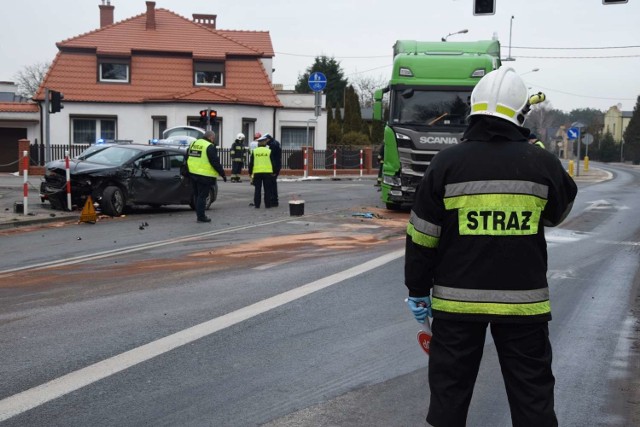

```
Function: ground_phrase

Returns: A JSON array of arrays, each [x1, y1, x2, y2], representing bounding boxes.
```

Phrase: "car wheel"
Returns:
[[190, 183, 218, 210], [204, 187, 215, 210], [101, 186, 126, 216]]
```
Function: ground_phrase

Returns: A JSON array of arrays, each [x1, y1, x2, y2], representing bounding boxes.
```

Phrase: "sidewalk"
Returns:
[[0, 173, 78, 230], [0, 166, 613, 231]]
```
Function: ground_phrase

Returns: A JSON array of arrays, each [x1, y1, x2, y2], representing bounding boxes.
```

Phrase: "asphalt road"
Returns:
[[0, 165, 638, 426]]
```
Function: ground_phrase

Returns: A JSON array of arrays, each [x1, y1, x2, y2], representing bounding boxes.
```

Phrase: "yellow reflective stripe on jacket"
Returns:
[[407, 211, 440, 248], [443, 181, 548, 236], [187, 139, 219, 177], [432, 298, 551, 316], [432, 285, 551, 316], [407, 223, 439, 248], [252, 146, 273, 173]]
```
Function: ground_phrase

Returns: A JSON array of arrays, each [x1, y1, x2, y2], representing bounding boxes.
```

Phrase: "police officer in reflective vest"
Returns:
[[405, 67, 577, 427], [529, 132, 546, 149], [187, 130, 226, 223], [248, 137, 275, 209]]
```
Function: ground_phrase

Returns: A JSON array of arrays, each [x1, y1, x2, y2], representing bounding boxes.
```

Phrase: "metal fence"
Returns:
[[30, 141, 379, 170]]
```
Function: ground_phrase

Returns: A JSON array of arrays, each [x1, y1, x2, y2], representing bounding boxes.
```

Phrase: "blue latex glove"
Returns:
[[406, 296, 432, 324]]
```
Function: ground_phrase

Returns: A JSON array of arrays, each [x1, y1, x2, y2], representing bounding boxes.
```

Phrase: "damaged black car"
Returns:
[[40, 144, 217, 216]]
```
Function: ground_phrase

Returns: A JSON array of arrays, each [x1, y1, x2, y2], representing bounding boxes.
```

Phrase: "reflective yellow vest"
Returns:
[[187, 139, 219, 177], [252, 146, 273, 174]]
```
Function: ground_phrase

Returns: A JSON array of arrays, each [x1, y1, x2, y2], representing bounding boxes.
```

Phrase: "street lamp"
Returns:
[[504, 16, 515, 61], [441, 29, 468, 42]]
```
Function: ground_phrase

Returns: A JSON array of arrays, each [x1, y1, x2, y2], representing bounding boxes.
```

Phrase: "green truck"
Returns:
[[373, 39, 501, 209]]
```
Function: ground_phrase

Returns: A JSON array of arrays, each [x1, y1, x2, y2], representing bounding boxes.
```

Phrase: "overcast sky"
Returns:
[[1, 0, 638, 113]]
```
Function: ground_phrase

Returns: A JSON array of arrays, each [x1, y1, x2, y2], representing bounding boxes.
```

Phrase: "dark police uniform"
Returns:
[[405, 116, 577, 427]]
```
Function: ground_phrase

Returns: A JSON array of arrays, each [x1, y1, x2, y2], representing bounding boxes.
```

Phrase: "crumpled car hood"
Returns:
[[46, 159, 119, 175]]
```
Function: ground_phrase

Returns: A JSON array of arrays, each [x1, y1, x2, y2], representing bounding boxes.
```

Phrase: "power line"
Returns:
[[507, 45, 640, 50], [275, 51, 388, 59], [514, 54, 640, 59], [527, 83, 637, 101]]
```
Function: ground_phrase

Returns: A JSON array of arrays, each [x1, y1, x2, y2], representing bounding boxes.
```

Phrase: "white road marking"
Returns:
[[0, 249, 405, 422]]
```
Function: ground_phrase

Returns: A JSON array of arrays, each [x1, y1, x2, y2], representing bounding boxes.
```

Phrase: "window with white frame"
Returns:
[[99, 59, 130, 83], [72, 117, 117, 144], [194, 62, 224, 86], [281, 127, 314, 149]]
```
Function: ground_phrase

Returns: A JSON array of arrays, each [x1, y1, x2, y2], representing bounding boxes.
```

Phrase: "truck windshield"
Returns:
[[391, 90, 471, 127]]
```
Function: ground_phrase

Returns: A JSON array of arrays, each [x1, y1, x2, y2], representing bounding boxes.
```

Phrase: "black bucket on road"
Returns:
[[289, 200, 304, 216]]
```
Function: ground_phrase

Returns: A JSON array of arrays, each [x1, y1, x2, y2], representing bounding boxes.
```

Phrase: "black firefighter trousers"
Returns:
[[427, 319, 557, 427]]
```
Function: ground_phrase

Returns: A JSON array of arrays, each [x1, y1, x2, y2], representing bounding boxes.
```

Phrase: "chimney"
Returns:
[[99, 0, 114, 28], [146, 1, 156, 30], [192, 14, 217, 29]]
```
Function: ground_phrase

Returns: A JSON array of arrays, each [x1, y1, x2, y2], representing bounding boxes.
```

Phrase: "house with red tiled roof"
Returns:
[[0, 82, 40, 172], [28, 1, 326, 163]]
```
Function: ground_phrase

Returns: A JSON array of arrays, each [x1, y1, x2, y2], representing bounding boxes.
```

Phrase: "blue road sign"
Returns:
[[308, 72, 327, 92], [567, 127, 580, 140]]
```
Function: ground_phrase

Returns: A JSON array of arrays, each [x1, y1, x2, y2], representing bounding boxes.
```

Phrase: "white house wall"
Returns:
[[44, 92, 326, 150], [46, 103, 276, 149]]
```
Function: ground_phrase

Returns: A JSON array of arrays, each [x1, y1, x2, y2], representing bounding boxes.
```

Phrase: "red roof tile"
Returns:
[[0, 102, 39, 113], [218, 30, 275, 57], [34, 6, 281, 108], [57, 9, 262, 58]]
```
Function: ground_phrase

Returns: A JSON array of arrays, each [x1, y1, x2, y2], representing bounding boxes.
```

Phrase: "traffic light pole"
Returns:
[[44, 88, 51, 163]]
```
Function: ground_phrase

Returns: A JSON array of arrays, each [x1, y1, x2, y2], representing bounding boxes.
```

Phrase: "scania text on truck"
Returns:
[[372, 39, 501, 209]]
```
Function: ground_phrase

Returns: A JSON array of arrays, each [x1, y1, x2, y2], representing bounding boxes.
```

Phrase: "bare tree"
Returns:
[[349, 74, 388, 107], [14, 62, 50, 99]]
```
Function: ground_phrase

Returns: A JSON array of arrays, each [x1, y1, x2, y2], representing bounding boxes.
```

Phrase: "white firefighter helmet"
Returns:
[[469, 66, 529, 126], [236, 133, 245, 141]]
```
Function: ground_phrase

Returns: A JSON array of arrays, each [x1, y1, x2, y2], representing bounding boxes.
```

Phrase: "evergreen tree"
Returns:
[[294, 56, 348, 107], [334, 103, 343, 126], [599, 131, 618, 162], [623, 95, 640, 164], [343, 85, 363, 134], [360, 121, 371, 143]]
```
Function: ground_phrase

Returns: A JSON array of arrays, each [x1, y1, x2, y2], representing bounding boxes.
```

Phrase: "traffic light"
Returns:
[[198, 109, 217, 128], [50, 90, 64, 114], [473, 0, 495, 15], [602, 0, 627, 4]]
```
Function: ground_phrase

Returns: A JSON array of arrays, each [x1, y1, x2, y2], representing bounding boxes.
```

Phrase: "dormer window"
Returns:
[[194, 62, 224, 86], [98, 58, 130, 83]]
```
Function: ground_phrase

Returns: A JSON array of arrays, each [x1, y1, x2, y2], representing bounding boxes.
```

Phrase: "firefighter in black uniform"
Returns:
[[404, 66, 577, 427], [230, 133, 246, 182]]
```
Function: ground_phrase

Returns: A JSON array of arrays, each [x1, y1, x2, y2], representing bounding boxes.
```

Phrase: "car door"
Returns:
[[129, 151, 185, 205]]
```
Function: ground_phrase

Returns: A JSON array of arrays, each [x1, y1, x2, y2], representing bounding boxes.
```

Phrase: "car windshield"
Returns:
[[391, 89, 471, 127], [76, 145, 110, 160], [163, 127, 204, 139], [85, 146, 141, 166]]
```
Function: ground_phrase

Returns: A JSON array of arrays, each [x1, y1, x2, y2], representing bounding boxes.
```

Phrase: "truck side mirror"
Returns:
[[373, 89, 384, 121]]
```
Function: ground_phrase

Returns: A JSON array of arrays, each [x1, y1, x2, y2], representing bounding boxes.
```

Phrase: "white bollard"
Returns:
[[22, 151, 28, 216], [65, 150, 72, 211]]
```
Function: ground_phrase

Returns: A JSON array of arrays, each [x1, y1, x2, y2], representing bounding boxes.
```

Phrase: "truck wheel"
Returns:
[[101, 186, 125, 216], [386, 202, 402, 211]]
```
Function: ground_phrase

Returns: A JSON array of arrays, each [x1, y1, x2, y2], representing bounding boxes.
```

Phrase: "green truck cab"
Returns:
[[373, 39, 501, 210]]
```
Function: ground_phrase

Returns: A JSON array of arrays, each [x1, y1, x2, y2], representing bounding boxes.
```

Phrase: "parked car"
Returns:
[[40, 144, 217, 216], [150, 125, 205, 147]]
